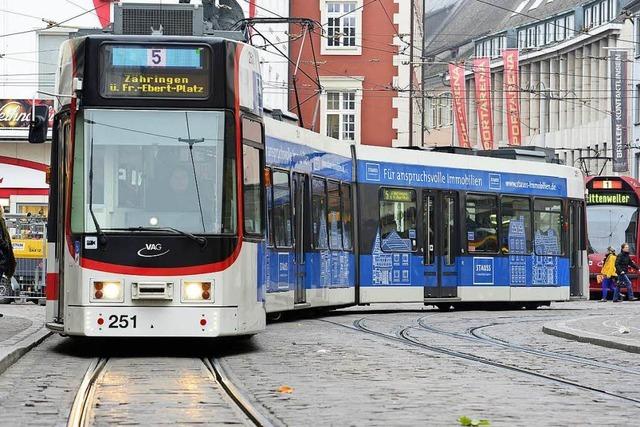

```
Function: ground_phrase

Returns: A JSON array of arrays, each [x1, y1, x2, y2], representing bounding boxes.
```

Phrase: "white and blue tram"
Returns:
[[261, 119, 587, 313], [29, 33, 587, 337]]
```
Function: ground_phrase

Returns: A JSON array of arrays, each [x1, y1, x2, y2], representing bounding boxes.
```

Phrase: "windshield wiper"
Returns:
[[88, 137, 107, 246], [104, 226, 207, 248], [179, 111, 207, 233]]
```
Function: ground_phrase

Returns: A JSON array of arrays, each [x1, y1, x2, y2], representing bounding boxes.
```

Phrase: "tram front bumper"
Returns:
[[62, 305, 246, 337]]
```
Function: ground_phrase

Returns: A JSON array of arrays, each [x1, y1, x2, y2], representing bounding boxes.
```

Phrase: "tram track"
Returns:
[[416, 316, 640, 376], [67, 356, 276, 427], [67, 357, 109, 427], [319, 317, 640, 405], [202, 357, 277, 427]]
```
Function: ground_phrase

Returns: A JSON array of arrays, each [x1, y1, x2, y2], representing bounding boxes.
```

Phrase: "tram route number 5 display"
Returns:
[[108, 314, 138, 328]]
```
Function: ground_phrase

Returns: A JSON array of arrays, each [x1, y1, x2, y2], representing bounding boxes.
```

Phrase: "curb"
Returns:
[[542, 321, 640, 354], [0, 327, 52, 376]]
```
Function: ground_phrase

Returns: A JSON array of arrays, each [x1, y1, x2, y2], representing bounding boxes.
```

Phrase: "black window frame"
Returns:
[[340, 182, 354, 252], [327, 179, 343, 251], [264, 166, 274, 248], [378, 186, 418, 253], [464, 192, 500, 254], [532, 197, 565, 256], [499, 195, 533, 255], [311, 176, 329, 250], [271, 168, 294, 250], [241, 115, 265, 240]]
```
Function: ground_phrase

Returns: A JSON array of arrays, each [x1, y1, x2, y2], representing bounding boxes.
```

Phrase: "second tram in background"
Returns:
[[586, 176, 640, 298]]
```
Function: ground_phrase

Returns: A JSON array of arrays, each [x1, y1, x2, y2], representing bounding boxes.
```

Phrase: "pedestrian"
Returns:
[[599, 246, 618, 301], [0, 209, 15, 281], [614, 242, 638, 302]]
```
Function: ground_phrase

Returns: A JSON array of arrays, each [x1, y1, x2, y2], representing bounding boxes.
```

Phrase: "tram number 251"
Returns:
[[108, 315, 137, 329]]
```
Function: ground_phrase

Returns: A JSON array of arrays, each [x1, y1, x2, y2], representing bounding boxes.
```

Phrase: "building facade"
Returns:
[[288, 0, 423, 147], [425, 0, 636, 177]]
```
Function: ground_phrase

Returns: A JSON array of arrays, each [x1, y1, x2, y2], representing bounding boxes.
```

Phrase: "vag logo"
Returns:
[[137, 243, 170, 258]]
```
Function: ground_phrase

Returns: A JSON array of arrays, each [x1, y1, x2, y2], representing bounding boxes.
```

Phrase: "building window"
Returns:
[[322, 1, 362, 54], [326, 90, 356, 141], [584, 0, 615, 30], [518, 30, 526, 49], [636, 17, 640, 57], [636, 85, 640, 124]]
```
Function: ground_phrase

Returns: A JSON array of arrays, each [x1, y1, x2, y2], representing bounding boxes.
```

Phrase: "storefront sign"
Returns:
[[0, 99, 53, 129], [473, 57, 494, 150], [101, 45, 210, 98], [610, 50, 628, 172], [502, 49, 522, 146], [449, 63, 471, 148]]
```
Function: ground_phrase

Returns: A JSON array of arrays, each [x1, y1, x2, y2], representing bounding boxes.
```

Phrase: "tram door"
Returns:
[[423, 191, 459, 299], [568, 200, 585, 298], [54, 117, 71, 323], [292, 173, 308, 304]]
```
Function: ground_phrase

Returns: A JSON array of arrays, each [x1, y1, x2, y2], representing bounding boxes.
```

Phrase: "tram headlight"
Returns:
[[181, 281, 213, 302], [91, 280, 123, 302]]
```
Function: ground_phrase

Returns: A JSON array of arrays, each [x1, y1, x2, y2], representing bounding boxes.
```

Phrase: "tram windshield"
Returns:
[[83, 109, 235, 234], [586, 205, 638, 254]]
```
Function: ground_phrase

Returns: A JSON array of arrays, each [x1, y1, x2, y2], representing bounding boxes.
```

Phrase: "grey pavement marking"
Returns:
[[0, 304, 51, 375]]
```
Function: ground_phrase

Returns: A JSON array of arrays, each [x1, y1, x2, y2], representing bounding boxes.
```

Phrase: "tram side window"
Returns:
[[341, 183, 353, 250], [242, 117, 264, 236], [379, 188, 417, 252], [327, 180, 343, 250], [265, 167, 274, 247], [500, 197, 532, 254], [466, 194, 498, 253], [312, 178, 329, 249], [243, 145, 262, 236], [533, 199, 563, 255], [272, 171, 293, 247]]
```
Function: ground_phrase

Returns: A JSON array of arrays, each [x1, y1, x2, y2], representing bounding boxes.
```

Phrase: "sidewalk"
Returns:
[[0, 304, 50, 375], [543, 313, 640, 354]]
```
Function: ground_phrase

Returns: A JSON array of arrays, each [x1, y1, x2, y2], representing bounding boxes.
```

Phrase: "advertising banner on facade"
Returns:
[[502, 49, 522, 146], [610, 50, 628, 172], [448, 63, 471, 148], [0, 99, 53, 129], [473, 57, 494, 150]]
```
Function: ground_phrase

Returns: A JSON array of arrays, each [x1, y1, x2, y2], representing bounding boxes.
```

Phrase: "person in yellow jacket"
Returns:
[[600, 246, 617, 302]]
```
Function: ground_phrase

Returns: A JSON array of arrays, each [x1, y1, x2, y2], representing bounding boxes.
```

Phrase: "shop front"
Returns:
[[0, 99, 52, 215]]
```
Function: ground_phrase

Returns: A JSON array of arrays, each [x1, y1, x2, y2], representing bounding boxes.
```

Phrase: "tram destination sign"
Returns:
[[100, 44, 210, 99], [587, 192, 636, 206]]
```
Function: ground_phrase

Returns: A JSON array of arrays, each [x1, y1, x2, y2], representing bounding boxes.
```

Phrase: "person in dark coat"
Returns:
[[614, 243, 638, 302], [0, 210, 16, 280]]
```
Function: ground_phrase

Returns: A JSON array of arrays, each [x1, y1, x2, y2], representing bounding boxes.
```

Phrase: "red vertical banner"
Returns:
[[473, 58, 494, 150], [92, 0, 112, 29], [448, 63, 471, 148], [502, 49, 521, 146]]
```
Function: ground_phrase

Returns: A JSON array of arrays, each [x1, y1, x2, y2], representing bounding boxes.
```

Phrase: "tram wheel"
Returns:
[[436, 304, 453, 312], [524, 303, 539, 310]]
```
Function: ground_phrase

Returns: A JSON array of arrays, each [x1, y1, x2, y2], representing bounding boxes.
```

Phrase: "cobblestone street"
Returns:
[[0, 301, 639, 426]]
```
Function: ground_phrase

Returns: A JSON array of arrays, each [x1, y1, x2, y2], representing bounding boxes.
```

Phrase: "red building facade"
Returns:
[[288, 0, 422, 147]]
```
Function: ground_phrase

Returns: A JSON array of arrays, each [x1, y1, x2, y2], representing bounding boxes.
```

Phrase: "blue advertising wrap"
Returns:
[[358, 160, 567, 197], [266, 136, 353, 182]]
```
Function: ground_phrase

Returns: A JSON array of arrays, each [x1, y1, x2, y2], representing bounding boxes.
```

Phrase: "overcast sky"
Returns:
[[0, 0, 289, 109]]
